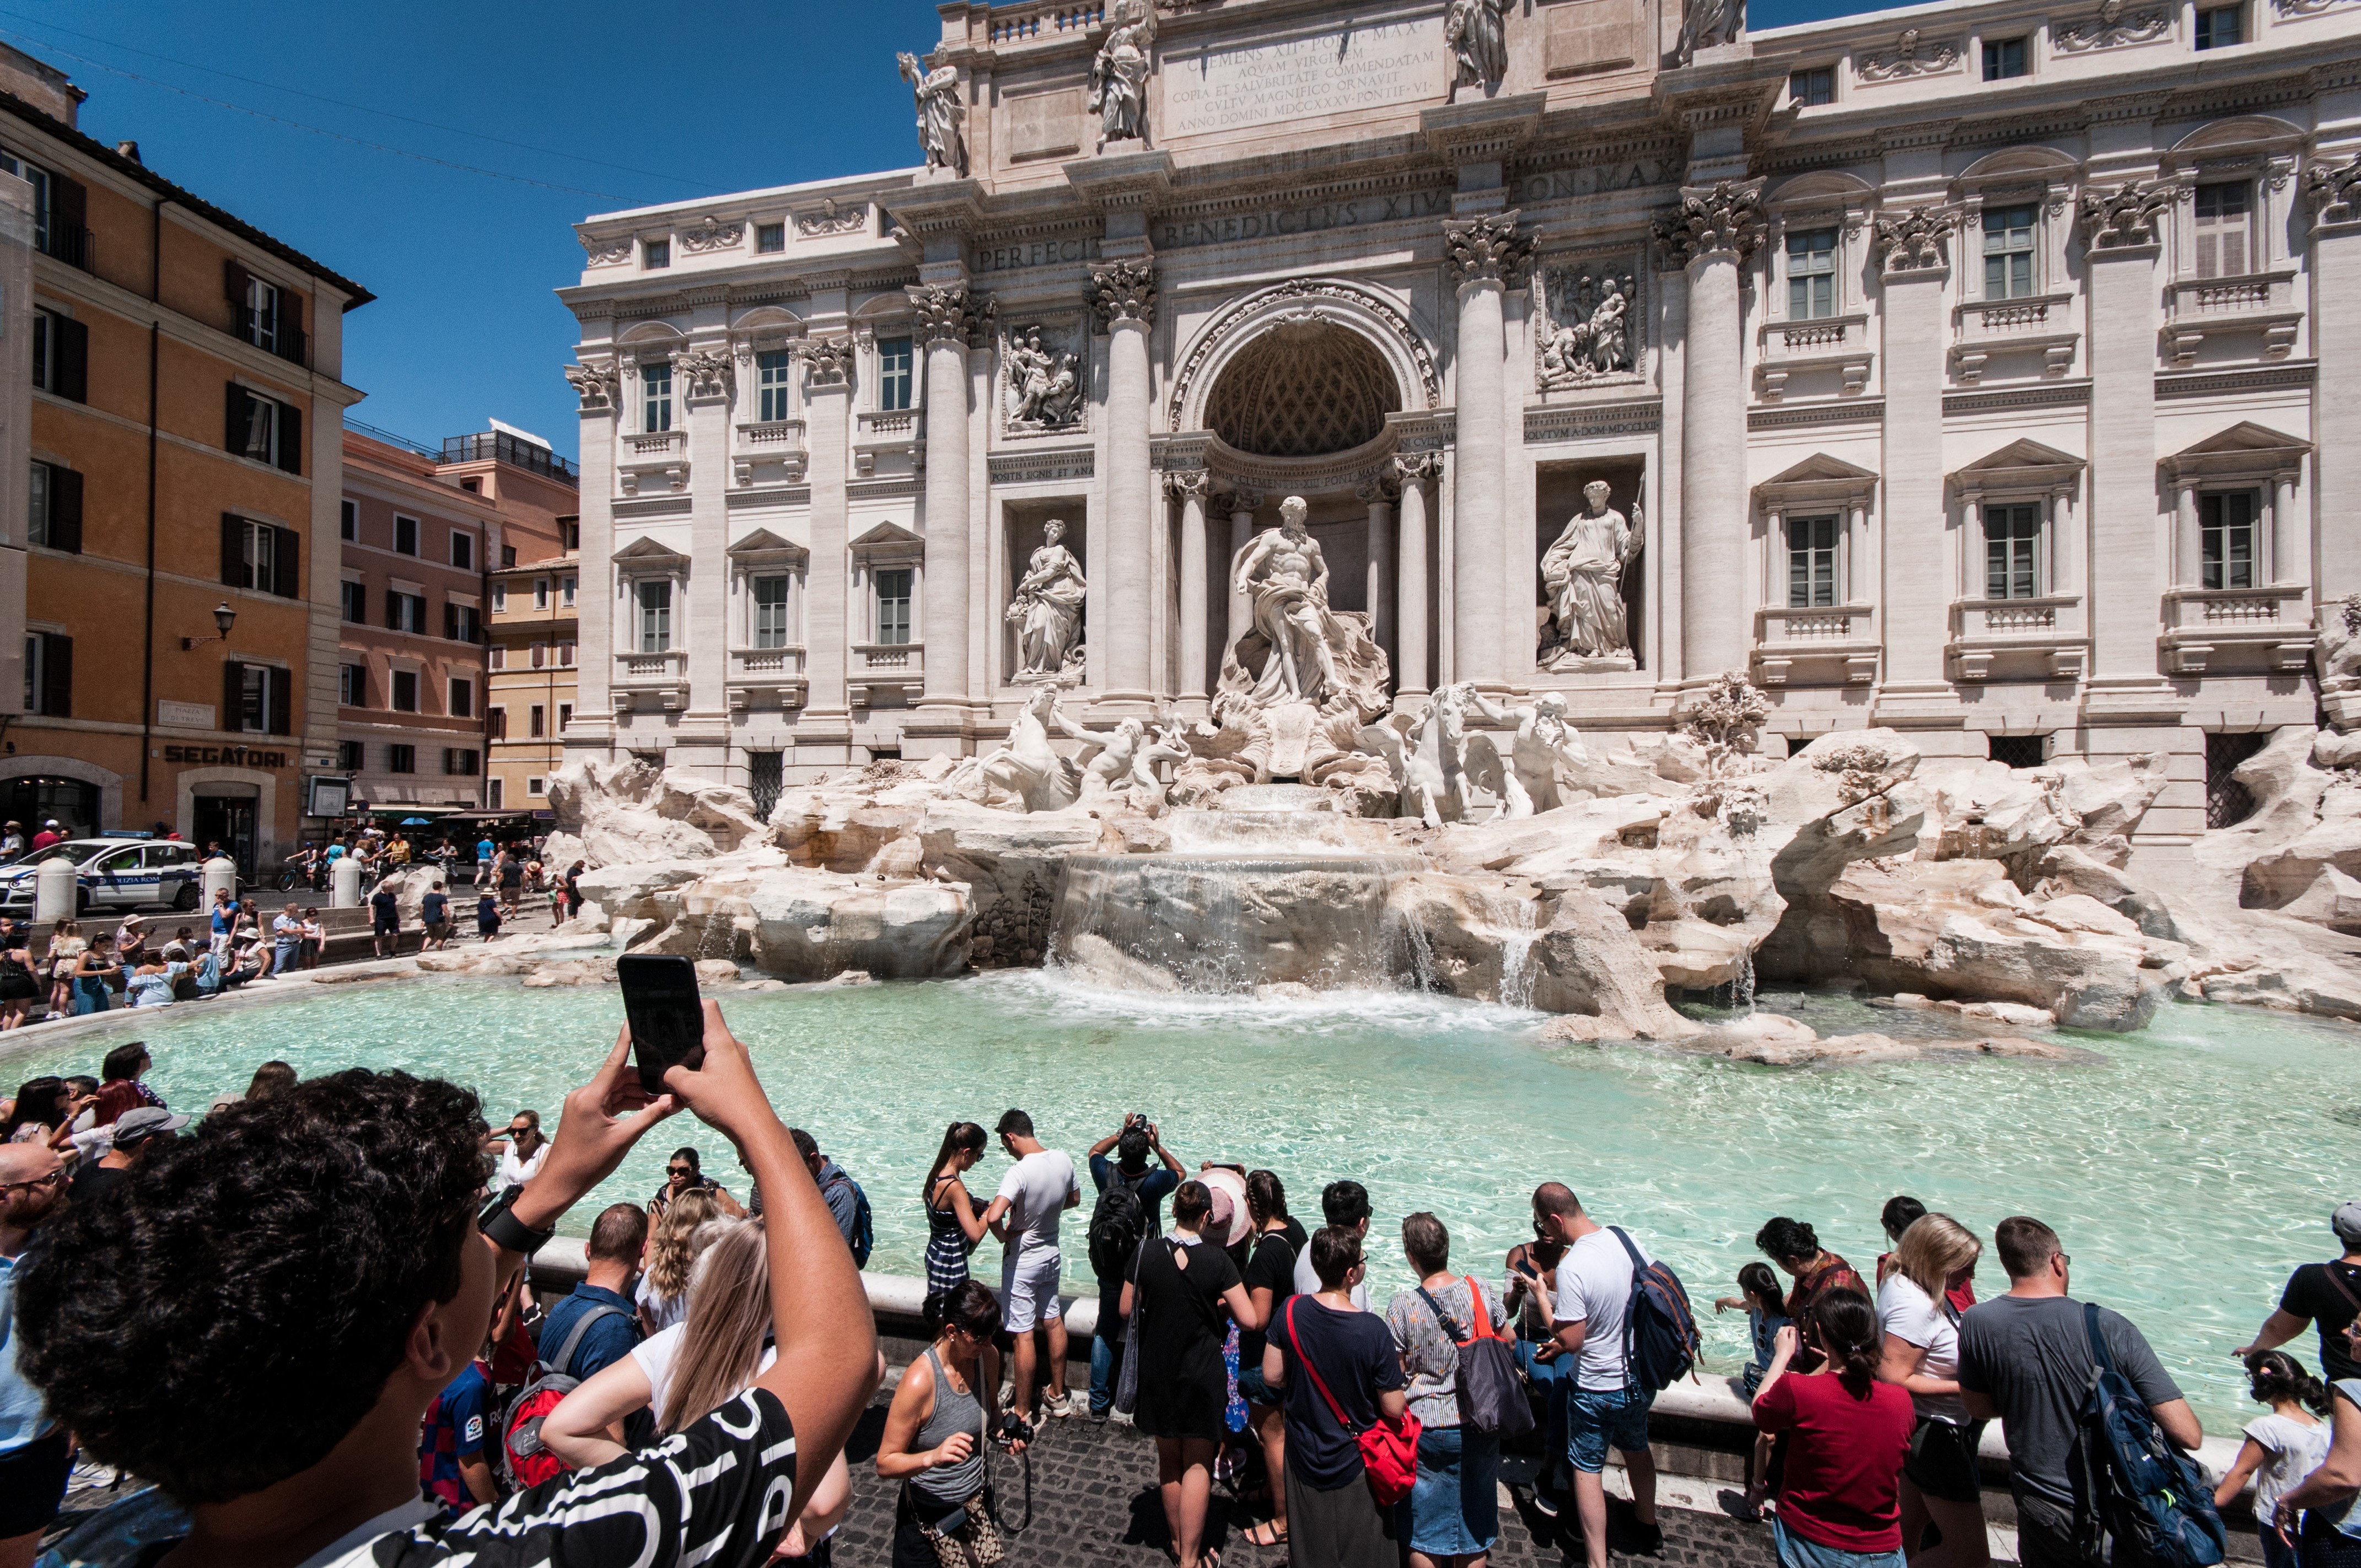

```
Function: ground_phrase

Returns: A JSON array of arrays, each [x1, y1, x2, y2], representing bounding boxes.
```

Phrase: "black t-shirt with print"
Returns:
[[2282, 1260, 2361, 1381]]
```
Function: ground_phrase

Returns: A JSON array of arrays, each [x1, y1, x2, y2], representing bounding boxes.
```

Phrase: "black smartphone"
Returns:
[[617, 953, 706, 1085]]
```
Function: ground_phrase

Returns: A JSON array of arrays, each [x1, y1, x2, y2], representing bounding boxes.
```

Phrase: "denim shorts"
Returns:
[[1773, 1515, 1905, 1568], [1565, 1383, 1654, 1473], [1236, 1361, 1278, 1407]]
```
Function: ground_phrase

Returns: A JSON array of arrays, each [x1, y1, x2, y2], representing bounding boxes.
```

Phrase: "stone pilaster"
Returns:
[[909, 282, 988, 709], [801, 340, 854, 720], [1444, 213, 1529, 688], [676, 348, 734, 732], [1392, 453, 1439, 699], [1654, 180, 1763, 684], [1091, 260, 1157, 704], [1168, 471, 1211, 706], [2077, 181, 2174, 705], [566, 361, 619, 750], [2308, 149, 2361, 726], [1357, 477, 1397, 666], [1871, 207, 1956, 701]]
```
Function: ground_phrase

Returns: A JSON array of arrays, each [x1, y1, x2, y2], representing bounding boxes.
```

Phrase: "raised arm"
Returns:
[[660, 1003, 883, 1528], [2235, 1308, 2311, 1360]]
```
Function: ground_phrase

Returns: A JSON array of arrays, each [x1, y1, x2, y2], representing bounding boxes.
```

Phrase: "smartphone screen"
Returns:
[[617, 954, 706, 1084]]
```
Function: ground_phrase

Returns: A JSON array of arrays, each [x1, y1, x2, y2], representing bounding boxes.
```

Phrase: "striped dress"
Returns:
[[924, 1176, 976, 1299]]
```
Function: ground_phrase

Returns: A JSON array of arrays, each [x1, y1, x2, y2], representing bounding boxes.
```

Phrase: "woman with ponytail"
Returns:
[[1753, 1292, 1916, 1568], [923, 1122, 991, 1327]]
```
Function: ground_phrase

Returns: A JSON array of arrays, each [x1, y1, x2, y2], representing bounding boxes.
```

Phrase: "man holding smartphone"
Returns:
[[14, 1004, 880, 1568], [980, 1108, 1081, 1427]]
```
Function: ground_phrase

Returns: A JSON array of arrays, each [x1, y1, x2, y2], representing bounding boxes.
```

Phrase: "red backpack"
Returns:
[[498, 1303, 627, 1491]]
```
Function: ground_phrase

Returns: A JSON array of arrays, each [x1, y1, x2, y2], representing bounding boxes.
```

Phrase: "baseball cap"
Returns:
[[2334, 1203, 2361, 1247], [112, 1106, 191, 1147]]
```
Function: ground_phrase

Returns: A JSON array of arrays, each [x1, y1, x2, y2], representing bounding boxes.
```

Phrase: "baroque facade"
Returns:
[[561, 0, 2361, 850]]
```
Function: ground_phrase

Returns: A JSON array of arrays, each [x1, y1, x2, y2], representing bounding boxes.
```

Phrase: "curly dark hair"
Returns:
[[1755, 1216, 1820, 1266], [15, 1068, 490, 1504]]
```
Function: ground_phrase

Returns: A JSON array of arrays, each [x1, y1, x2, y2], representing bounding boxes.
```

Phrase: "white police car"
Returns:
[[0, 838, 208, 915]]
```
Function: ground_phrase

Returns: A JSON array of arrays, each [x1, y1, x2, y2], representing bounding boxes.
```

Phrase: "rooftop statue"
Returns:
[[1090, 0, 1156, 148], [1445, 0, 1509, 91], [896, 51, 967, 176]]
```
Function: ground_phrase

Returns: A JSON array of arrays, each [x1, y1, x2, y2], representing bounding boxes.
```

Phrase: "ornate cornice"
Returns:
[[1443, 213, 1532, 290], [564, 361, 617, 412], [1089, 260, 1158, 329], [1873, 206, 1957, 276], [799, 337, 855, 388], [1652, 180, 1766, 268], [907, 282, 993, 346], [2308, 150, 2361, 226], [2077, 179, 2176, 249]]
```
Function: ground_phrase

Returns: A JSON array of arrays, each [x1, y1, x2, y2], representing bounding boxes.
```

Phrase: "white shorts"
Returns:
[[1000, 1251, 1063, 1333]]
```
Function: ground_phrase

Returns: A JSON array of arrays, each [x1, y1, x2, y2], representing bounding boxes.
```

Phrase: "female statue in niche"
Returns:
[[1089, 2, 1155, 148], [1541, 479, 1643, 666], [1007, 518, 1087, 680]]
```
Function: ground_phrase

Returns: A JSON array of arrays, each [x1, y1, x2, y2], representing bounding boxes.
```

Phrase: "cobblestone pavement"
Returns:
[[827, 1395, 1778, 1568]]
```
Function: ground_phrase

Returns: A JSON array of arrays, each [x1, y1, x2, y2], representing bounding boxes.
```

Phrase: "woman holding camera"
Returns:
[[878, 1278, 1023, 1568]]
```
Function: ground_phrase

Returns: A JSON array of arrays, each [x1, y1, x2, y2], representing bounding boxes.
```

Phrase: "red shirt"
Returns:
[[1876, 1252, 1977, 1314], [1752, 1370, 1914, 1552]]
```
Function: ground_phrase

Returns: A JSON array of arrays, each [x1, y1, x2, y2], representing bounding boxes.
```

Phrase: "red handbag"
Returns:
[[1285, 1296, 1422, 1506]]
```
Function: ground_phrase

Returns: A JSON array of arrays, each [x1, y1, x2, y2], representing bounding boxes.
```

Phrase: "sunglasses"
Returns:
[[3, 1168, 63, 1192], [668, 1166, 694, 1177]]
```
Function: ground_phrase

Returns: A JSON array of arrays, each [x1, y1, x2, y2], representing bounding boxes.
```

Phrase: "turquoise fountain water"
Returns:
[[6, 972, 2352, 1429]]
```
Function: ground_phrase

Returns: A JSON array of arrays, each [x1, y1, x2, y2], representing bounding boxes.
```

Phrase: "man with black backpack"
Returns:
[[1084, 1114, 1184, 1421], [1536, 1182, 1674, 1568], [1960, 1216, 2207, 1568]]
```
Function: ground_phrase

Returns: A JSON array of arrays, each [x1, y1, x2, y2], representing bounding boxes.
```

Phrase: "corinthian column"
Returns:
[[2078, 182, 2175, 699], [909, 282, 986, 709], [1168, 471, 1211, 707], [1654, 181, 1763, 683], [1091, 260, 1157, 704], [1871, 207, 1957, 699], [1357, 477, 1396, 662], [1392, 452, 1439, 700], [1445, 214, 1528, 689]]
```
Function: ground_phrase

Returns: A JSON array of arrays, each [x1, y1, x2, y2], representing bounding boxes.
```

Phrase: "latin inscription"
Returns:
[[1518, 159, 1682, 206], [1164, 19, 1434, 140], [1157, 186, 1452, 250], [972, 234, 1103, 273]]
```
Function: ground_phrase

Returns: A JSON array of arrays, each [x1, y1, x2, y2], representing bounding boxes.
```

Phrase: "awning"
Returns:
[[361, 803, 467, 820]]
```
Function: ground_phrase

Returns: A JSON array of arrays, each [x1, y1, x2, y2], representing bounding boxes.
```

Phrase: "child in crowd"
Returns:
[[1715, 1260, 1791, 1515], [476, 891, 503, 942], [2214, 1350, 2333, 1568]]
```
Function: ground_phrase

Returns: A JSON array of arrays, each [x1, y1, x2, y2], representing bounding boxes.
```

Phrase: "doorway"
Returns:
[[194, 794, 257, 877]]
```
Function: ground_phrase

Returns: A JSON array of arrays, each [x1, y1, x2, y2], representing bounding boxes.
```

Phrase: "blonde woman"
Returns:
[[636, 1188, 720, 1335], [43, 918, 83, 1019], [544, 1221, 858, 1560], [1874, 1213, 1988, 1568]]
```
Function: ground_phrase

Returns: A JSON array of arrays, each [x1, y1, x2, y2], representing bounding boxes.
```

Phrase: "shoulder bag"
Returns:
[[1284, 1295, 1421, 1506], [1415, 1278, 1536, 1438]]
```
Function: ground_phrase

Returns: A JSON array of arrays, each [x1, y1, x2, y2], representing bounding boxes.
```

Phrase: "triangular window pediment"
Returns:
[[2162, 421, 2309, 483], [612, 534, 689, 568]]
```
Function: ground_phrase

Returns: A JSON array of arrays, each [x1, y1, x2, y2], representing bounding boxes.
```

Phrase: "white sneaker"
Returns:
[[1046, 1391, 1079, 1419]]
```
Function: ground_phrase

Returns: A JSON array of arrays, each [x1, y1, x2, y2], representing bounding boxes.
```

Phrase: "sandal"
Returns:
[[1243, 1521, 1288, 1549]]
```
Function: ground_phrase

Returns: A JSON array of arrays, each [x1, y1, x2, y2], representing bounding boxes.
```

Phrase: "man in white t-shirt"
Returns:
[[979, 1107, 1080, 1425], [1537, 1181, 1661, 1568]]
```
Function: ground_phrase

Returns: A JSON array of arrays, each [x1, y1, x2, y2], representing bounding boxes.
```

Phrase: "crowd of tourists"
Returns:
[[3, 1026, 2360, 1568]]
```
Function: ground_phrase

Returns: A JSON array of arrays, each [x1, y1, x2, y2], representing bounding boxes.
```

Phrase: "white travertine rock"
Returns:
[[746, 870, 970, 980], [547, 757, 768, 864]]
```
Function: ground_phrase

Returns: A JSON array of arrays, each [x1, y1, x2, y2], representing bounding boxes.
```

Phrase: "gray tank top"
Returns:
[[910, 1344, 984, 1504]]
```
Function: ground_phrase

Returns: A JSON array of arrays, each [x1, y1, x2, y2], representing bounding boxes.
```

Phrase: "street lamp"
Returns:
[[182, 603, 237, 651]]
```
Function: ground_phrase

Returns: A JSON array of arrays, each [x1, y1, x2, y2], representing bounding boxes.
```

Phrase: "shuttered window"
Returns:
[[222, 661, 291, 735], [220, 515, 300, 598], [31, 309, 86, 401], [2193, 182, 2252, 281], [29, 461, 80, 552], [225, 385, 302, 472], [24, 633, 69, 717]]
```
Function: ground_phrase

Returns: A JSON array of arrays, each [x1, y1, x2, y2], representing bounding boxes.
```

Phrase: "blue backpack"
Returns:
[[2080, 1302, 2225, 1568], [1607, 1226, 1702, 1394], [826, 1171, 874, 1269]]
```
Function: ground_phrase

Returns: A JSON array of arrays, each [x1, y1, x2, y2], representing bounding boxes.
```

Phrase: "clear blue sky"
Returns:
[[16, 0, 1886, 462]]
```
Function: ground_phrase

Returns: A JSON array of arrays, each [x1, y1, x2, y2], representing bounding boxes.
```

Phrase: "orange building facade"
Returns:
[[4, 44, 368, 871]]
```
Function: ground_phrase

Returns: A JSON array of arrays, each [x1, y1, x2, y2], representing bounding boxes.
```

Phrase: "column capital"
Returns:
[[2076, 179, 2177, 251], [1391, 451, 1443, 486], [906, 282, 993, 346], [1355, 476, 1400, 505], [1871, 206, 1959, 281], [1652, 179, 1766, 270], [1444, 212, 1531, 290], [564, 360, 619, 412], [1214, 487, 1263, 514], [1089, 259, 1158, 329], [2307, 150, 2361, 231], [798, 336, 856, 389], [1164, 469, 1211, 501], [670, 348, 734, 403]]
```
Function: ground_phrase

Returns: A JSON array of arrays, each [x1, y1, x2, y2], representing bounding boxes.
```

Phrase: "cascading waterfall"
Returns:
[[1492, 892, 1539, 1010]]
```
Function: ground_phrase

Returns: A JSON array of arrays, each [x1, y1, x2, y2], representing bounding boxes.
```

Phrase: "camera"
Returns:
[[1125, 1112, 1149, 1129], [997, 1410, 1031, 1446]]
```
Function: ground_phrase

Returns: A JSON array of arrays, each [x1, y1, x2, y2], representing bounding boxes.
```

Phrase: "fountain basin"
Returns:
[[1053, 853, 1427, 993]]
